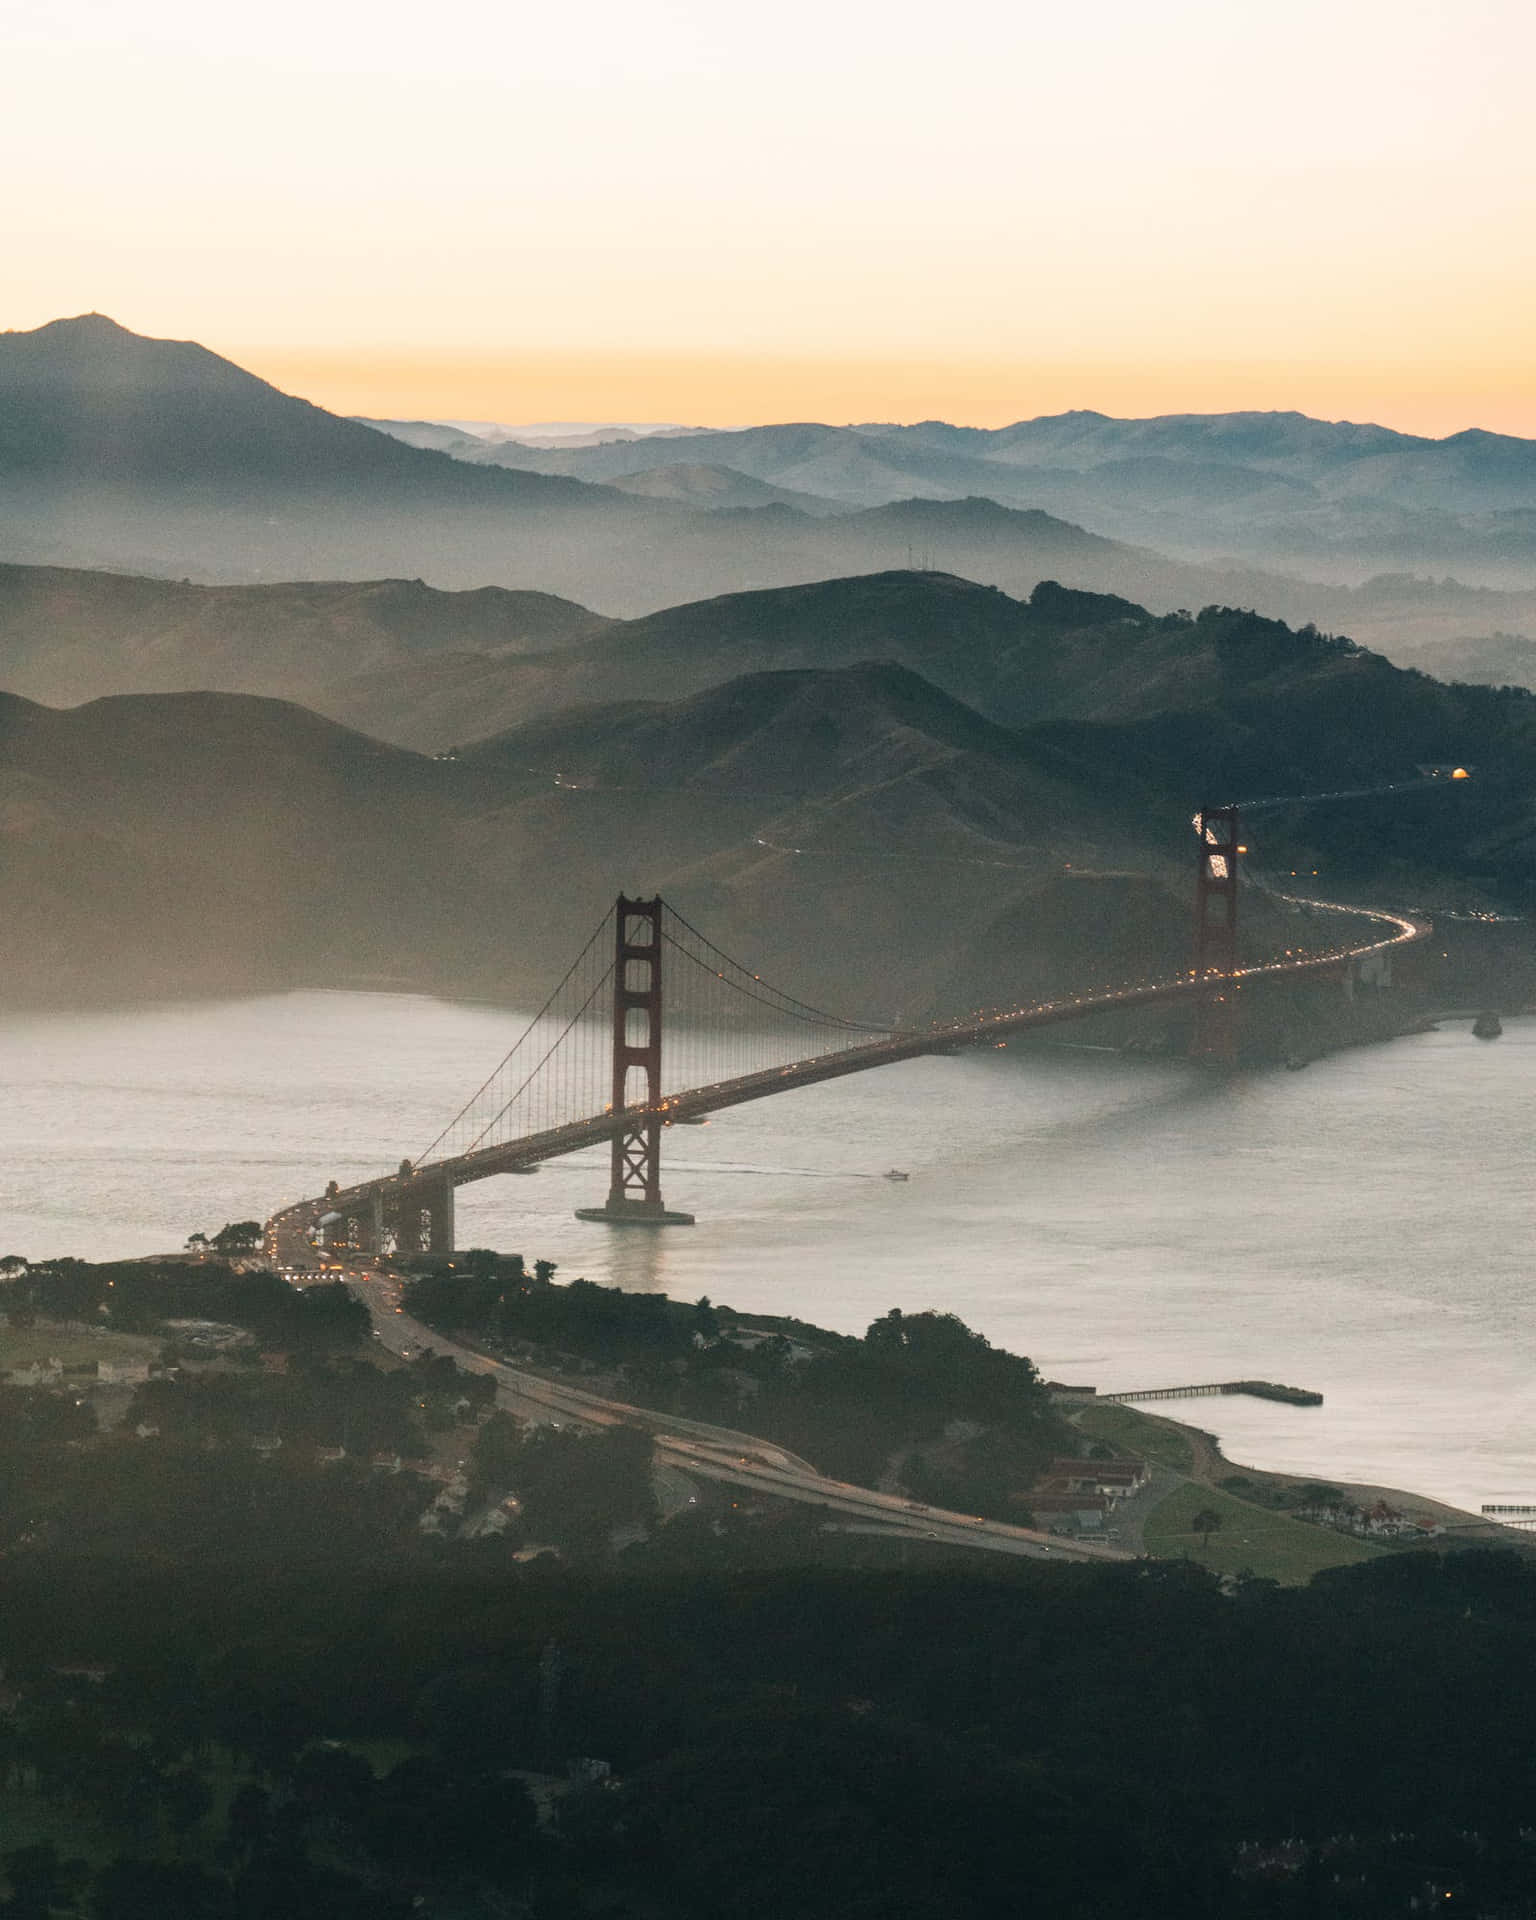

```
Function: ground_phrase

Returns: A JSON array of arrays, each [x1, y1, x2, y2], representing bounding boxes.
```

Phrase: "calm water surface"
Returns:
[[2, 991, 1532, 1514]]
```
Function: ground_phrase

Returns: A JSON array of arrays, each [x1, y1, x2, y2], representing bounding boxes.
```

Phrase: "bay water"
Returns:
[[2, 990, 1531, 1514]]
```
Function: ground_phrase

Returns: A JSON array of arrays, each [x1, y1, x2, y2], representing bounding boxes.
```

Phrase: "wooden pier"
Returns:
[[1102, 1380, 1323, 1408], [1480, 1504, 1536, 1527]]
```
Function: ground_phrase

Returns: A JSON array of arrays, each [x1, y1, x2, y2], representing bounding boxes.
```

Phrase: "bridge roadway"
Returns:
[[261, 894, 1426, 1563], [336, 1261, 1126, 1565], [305, 893, 1428, 1227]]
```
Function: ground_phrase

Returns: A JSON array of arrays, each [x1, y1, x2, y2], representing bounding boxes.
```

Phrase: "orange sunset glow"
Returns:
[[230, 346, 1536, 441], [9, 0, 1536, 435]]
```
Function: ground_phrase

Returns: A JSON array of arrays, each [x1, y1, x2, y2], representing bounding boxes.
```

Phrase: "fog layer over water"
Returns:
[[3, 991, 1531, 1515]]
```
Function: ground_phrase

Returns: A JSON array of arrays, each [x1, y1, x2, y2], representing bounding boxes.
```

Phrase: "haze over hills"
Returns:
[[5, 575, 1532, 1013], [0, 670, 1161, 1011], [400, 406, 1536, 586], [0, 317, 1149, 608], [7, 553, 1536, 754], [0, 313, 680, 589], [11, 313, 1535, 651], [603, 463, 845, 515], [0, 688, 481, 1004], [0, 317, 1146, 606]]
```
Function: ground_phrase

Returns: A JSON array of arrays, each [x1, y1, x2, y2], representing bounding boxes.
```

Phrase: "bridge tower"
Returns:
[[575, 895, 696, 1226], [1191, 805, 1240, 1062]]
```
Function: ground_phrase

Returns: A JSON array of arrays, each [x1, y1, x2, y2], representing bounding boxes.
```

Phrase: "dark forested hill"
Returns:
[[315, 571, 1153, 749], [314, 569, 1536, 805]]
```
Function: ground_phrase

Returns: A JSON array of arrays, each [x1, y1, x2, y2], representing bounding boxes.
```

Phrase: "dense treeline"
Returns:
[[0, 1351, 500, 1565], [123, 1348, 495, 1453], [4, 1550, 1536, 1914], [471, 1414, 656, 1549], [5, 1258, 367, 1348], [405, 1270, 1066, 1503]]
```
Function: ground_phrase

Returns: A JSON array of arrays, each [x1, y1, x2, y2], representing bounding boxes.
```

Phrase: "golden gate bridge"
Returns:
[[282, 807, 1429, 1257]]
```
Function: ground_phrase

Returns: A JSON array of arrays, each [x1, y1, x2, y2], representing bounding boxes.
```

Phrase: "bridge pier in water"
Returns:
[[575, 894, 695, 1226], [307, 875, 1430, 1261], [1190, 803, 1240, 1062]]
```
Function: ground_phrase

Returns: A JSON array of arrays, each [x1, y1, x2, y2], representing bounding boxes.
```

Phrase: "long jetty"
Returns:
[[1102, 1380, 1324, 1408]]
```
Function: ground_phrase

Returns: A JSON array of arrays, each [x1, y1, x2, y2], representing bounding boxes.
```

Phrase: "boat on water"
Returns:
[[1473, 1011, 1504, 1040], [883, 1168, 910, 1182]]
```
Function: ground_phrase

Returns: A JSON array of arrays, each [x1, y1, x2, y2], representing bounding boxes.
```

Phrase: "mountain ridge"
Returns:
[[0, 562, 611, 708], [384, 399, 1536, 584], [7, 581, 1535, 1015]]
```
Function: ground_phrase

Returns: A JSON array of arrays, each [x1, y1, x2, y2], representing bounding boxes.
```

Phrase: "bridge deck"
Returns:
[[317, 900, 1427, 1222]]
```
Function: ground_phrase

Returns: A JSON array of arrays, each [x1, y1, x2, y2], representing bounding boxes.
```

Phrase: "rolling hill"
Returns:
[[0, 564, 611, 708], [0, 667, 1159, 1011], [312, 566, 1535, 774], [8, 573, 1534, 1015], [0, 688, 480, 1003]]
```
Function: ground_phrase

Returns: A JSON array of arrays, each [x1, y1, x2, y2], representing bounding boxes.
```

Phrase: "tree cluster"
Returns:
[[9, 1260, 366, 1348], [3, 1547, 1536, 1916], [469, 1414, 655, 1553], [408, 1269, 1066, 1510]]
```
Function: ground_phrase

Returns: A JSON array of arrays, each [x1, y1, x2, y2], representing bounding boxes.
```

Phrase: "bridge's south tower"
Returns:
[[575, 894, 695, 1226], [1191, 806, 1240, 1061]]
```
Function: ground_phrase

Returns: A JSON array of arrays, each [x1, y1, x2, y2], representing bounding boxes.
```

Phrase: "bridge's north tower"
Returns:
[[1191, 805, 1240, 1061]]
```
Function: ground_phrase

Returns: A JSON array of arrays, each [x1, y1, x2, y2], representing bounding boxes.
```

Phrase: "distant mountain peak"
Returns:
[[19, 310, 137, 338], [10, 311, 167, 351], [1, 310, 264, 392]]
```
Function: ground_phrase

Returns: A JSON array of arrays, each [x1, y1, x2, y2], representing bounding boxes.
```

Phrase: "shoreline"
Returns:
[[1080, 1396, 1525, 1550]]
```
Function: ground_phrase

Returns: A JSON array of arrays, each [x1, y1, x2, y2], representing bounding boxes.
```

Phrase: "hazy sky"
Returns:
[[8, 0, 1535, 431]]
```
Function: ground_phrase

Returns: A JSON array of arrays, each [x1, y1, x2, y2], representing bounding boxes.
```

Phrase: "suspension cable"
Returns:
[[662, 906, 893, 1032], [462, 964, 615, 1154], [414, 907, 612, 1165]]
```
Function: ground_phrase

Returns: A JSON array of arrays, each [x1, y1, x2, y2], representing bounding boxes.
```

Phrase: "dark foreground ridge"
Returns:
[[4, 1250, 1531, 1915]]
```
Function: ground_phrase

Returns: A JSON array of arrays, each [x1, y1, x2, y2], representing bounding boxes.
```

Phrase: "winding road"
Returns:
[[264, 880, 1431, 1565], [323, 1254, 1128, 1565]]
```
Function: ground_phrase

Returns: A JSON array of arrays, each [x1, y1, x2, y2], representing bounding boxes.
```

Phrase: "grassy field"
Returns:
[[0, 1321, 162, 1372], [1144, 1479, 1383, 1585], [1070, 1400, 1196, 1474]]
